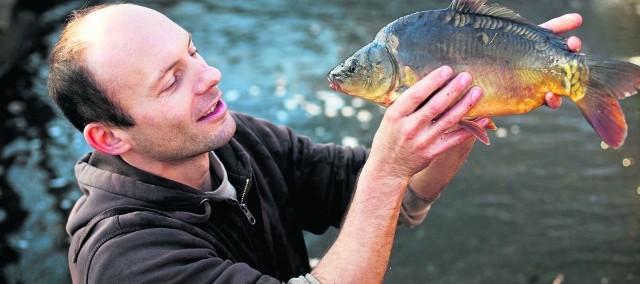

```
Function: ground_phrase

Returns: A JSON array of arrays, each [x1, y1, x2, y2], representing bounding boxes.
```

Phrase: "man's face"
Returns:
[[79, 4, 236, 162]]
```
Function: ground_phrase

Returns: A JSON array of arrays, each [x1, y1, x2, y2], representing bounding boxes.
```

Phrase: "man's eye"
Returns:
[[163, 77, 178, 93], [190, 49, 198, 57]]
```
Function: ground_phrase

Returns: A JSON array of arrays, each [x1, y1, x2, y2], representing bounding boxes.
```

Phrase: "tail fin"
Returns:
[[574, 56, 640, 149]]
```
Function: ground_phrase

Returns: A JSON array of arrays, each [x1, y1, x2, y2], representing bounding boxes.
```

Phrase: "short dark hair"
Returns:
[[47, 3, 135, 132]]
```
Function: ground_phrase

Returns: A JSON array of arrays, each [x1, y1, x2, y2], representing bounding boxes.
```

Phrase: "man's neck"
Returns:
[[120, 152, 212, 191]]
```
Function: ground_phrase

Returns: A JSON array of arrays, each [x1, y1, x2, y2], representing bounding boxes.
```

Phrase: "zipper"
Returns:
[[238, 178, 256, 225]]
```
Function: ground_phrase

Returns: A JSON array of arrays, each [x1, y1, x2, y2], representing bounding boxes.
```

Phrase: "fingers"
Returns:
[[411, 72, 473, 125], [389, 66, 453, 117], [424, 111, 488, 155], [371, 68, 486, 177], [424, 86, 481, 135], [415, 86, 484, 156], [539, 13, 583, 52], [544, 92, 563, 109], [539, 14, 582, 52], [402, 70, 480, 141], [389, 68, 483, 153], [425, 127, 477, 155], [473, 117, 494, 128], [566, 36, 581, 52], [539, 13, 582, 34]]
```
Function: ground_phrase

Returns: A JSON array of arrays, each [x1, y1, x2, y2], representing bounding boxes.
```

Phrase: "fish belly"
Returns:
[[463, 67, 564, 117]]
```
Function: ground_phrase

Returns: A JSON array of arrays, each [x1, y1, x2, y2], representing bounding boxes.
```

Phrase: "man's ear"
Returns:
[[83, 122, 131, 155]]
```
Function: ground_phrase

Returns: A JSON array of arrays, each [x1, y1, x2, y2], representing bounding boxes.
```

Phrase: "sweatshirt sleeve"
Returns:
[[286, 274, 322, 284], [398, 186, 440, 228]]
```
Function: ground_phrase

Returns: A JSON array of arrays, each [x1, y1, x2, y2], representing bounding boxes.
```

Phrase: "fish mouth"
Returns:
[[327, 74, 344, 92]]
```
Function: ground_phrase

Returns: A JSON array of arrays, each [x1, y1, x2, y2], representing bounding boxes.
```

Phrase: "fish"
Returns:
[[327, 0, 640, 148]]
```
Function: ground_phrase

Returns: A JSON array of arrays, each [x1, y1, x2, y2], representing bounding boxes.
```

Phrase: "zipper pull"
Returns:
[[238, 178, 255, 225], [239, 203, 256, 225]]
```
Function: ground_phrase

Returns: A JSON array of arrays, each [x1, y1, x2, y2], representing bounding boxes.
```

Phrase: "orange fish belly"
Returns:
[[462, 66, 567, 118]]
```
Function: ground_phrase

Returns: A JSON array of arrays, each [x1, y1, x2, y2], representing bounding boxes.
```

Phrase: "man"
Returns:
[[47, 3, 582, 283]]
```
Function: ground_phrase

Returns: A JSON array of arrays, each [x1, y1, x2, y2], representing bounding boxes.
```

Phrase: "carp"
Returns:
[[327, 0, 640, 148]]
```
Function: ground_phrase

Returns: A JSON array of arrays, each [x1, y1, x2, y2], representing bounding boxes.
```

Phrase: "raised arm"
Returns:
[[311, 66, 482, 283]]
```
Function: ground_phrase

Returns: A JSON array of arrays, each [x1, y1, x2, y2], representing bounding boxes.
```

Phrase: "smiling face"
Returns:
[[78, 4, 236, 162]]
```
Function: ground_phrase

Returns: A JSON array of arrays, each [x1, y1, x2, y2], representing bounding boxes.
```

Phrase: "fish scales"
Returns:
[[385, 9, 573, 116], [328, 0, 640, 148]]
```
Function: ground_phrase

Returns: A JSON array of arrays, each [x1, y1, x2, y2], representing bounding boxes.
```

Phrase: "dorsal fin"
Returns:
[[448, 0, 534, 25]]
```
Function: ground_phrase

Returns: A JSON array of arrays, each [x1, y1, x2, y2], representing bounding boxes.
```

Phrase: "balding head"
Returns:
[[48, 3, 194, 131], [48, 3, 140, 131], [50, 3, 184, 132], [73, 4, 182, 90]]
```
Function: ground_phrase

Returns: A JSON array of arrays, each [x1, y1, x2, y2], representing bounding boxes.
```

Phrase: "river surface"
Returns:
[[2, 0, 639, 283]]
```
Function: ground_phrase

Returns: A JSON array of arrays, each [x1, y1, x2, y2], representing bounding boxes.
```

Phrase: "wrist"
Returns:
[[359, 160, 411, 194]]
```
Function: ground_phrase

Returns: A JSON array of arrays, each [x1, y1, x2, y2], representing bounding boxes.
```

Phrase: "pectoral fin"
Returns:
[[459, 119, 491, 145]]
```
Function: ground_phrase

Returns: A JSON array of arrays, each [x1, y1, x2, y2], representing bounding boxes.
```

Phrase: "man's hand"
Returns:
[[367, 66, 485, 181]]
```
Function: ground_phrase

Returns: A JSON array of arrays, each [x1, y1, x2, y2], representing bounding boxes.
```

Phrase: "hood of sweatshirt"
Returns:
[[66, 139, 253, 237]]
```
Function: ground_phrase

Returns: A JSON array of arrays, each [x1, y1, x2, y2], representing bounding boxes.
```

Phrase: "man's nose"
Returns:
[[193, 64, 222, 95]]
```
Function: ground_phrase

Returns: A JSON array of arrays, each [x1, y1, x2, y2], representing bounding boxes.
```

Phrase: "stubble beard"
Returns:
[[133, 115, 237, 162]]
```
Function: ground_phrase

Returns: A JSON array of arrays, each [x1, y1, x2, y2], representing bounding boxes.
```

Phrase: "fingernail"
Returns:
[[441, 66, 453, 77], [460, 73, 471, 85], [471, 87, 482, 101]]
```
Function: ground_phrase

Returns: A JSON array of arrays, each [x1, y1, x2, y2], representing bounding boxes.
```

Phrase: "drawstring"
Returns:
[[161, 199, 212, 223]]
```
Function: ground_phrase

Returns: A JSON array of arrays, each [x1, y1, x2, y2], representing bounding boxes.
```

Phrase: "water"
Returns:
[[1, 0, 639, 283]]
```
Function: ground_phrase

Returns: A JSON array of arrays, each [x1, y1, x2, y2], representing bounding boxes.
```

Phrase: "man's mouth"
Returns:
[[198, 99, 226, 122], [202, 102, 219, 118]]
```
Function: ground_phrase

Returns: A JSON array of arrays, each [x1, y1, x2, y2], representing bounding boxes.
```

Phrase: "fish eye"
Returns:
[[348, 60, 357, 73]]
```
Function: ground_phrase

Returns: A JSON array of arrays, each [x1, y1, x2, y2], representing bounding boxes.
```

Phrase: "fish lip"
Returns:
[[327, 75, 343, 92]]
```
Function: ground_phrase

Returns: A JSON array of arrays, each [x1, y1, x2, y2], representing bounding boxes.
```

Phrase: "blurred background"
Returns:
[[0, 0, 639, 283]]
